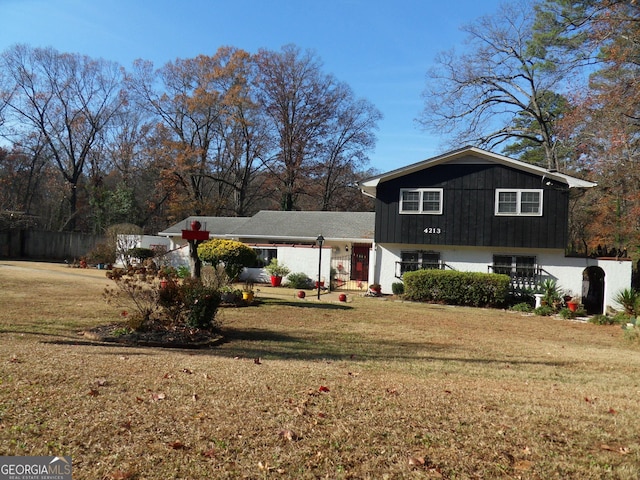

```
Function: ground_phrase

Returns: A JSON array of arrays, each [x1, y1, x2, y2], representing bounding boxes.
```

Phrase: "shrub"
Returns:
[[588, 314, 620, 325], [403, 269, 510, 307], [614, 288, 639, 315], [539, 278, 562, 306], [128, 247, 155, 262], [534, 305, 554, 316], [176, 265, 190, 278], [181, 278, 221, 329], [391, 282, 404, 296], [197, 239, 257, 281], [507, 287, 536, 307], [285, 272, 313, 289], [559, 307, 576, 319], [201, 264, 231, 290], [88, 242, 116, 264], [106, 267, 222, 332], [104, 267, 161, 329], [511, 302, 533, 313]]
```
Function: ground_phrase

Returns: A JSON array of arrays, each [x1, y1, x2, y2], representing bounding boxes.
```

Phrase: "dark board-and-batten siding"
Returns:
[[374, 163, 569, 249]]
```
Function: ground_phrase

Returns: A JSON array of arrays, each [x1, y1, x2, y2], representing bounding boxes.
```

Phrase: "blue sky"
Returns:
[[0, 0, 505, 173]]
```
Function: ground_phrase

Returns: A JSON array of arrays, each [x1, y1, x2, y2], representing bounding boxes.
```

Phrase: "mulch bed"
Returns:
[[83, 323, 224, 349]]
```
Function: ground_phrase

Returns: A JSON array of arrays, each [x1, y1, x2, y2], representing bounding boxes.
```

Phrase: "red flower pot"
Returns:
[[567, 301, 578, 312], [270, 275, 282, 287]]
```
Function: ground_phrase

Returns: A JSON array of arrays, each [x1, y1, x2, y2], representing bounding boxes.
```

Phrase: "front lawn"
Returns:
[[1, 261, 639, 479]]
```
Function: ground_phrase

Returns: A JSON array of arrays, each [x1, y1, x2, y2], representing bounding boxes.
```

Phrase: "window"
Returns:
[[252, 247, 277, 267], [495, 189, 542, 216], [492, 255, 538, 287], [399, 251, 442, 275], [400, 188, 443, 214]]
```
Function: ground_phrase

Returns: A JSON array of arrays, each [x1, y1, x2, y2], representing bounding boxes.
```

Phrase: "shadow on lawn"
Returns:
[[257, 297, 353, 310], [33, 327, 576, 369], [206, 326, 575, 368]]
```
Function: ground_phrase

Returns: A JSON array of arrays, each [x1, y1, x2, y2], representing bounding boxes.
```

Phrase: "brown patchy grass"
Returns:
[[0, 261, 639, 479]]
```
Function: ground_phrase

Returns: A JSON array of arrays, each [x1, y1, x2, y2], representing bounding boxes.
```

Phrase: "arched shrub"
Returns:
[[197, 239, 257, 281]]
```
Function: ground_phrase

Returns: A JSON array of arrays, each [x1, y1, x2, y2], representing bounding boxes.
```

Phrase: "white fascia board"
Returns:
[[358, 147, 597, 191]]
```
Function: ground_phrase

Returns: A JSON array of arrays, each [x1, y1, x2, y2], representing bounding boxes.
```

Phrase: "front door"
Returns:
[[351, 245, 369, 282]]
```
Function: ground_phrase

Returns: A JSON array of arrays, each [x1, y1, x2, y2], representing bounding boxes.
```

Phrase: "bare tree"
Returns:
[[254, 45, 380, 211], [254, 45, 340, 210], [1, 45, 126, 230], [316, 85, 381, 211], [418, 1, 576, 170]]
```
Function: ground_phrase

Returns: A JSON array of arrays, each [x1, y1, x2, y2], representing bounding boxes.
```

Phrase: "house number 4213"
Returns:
[[424, 227, 441, 234]]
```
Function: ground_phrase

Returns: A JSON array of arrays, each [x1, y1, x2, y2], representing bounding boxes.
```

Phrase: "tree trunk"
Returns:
[[189, 240, 202, 279]]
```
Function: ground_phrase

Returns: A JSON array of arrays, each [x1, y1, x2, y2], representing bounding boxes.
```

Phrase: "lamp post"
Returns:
[[316, 234, 324, 300]]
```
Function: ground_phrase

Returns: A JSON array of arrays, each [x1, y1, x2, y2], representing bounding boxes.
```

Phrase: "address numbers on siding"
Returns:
[[424, 227, 442, 234]]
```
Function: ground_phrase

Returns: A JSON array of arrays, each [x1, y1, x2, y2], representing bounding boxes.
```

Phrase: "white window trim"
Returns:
[[495, 189, 543, 216], [399, 188, 443, 215]]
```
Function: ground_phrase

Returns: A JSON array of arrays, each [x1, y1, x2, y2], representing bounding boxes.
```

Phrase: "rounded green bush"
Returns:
[[197, 239, 257, 281]]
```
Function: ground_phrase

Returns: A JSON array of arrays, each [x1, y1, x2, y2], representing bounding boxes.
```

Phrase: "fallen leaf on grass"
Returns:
[[619, 447, 631, 455], [181, 368, 193, 374], [318, 385, 330, 393], [168, 440, 187, 449], [386, 388, 398, 395], [600, 444, 615, 451], [279, 429, 299, 441], [202, 448, 216, 458], [408, 456, 425, 466], [87, 388, 99, 397], [95, 378, 108, 387], [514, 460, 533, 471], [151, 392, 166, 401], [607, 407, 617, 414]]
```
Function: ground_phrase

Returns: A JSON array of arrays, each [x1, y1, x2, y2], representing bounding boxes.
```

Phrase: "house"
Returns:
[[357, 146, 632, 314], [157, 211, 375, 288]]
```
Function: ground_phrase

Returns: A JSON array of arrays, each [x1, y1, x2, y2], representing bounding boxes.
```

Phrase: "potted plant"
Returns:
[[242, 279, 255, 303], [264, 258, 290, 287], [368, 283, 382, 296], [567, 297, 580, 312]]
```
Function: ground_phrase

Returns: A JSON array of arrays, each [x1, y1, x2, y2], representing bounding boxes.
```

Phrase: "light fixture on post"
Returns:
[[316, 234, 325, 300]]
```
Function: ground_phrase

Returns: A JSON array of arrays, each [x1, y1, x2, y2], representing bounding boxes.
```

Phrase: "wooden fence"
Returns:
[[0, 230, 104, 261]]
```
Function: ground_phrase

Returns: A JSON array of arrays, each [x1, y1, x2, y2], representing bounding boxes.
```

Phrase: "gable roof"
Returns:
[[358, 146, 597, 198], [158, 216, 251, 236], [233, 211, 375, 242], [158, 211, 375, 242]]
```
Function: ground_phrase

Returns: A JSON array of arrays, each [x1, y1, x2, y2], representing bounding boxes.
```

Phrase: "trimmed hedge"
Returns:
[[403, 269, 510, 307]]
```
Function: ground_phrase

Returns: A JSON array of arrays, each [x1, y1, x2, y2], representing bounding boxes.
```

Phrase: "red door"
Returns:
[[351, 245, 369, 282]]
